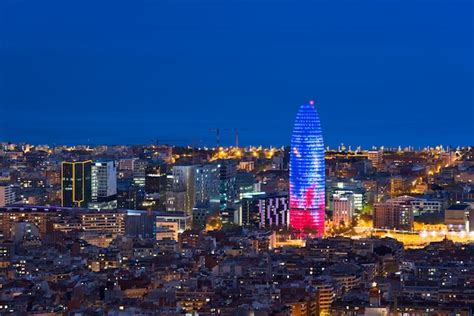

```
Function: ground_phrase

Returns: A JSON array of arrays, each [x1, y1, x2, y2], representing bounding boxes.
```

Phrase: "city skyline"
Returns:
[[1, 0, 473, 314]]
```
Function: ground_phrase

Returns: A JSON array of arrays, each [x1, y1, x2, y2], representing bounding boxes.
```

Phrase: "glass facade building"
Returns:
[[61, 160, 92, 208], [289, 102, 325, 236]]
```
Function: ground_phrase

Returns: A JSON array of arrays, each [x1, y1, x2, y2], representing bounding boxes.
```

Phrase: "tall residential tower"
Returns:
[[289, 101, 325, 236]]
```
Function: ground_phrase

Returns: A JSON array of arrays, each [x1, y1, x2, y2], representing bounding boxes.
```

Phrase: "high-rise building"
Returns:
[[195, 164, 220, 208], [145, 164, 168, 209], [61, 160, 92, 208], [170, 165, 197, 216], [235, 171, 257, 200], [332, 194, 354, 226], [117, 179, 144, 210], [89, 161, 117, 210], [216, 159, 237, 211], [132, 160, 147, 187], [289, 101, 325, 236], [0, 186, 15, 207], [145, 164, 167, 193], [166, 190, 186, 212]]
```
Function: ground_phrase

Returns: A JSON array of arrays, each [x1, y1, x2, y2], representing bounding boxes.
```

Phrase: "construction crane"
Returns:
[[235, 128, 249, 148], [209, 128, 221, 148]]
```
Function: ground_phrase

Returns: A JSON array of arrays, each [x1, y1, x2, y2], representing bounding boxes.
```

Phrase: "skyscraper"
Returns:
[[289, 101, 325, 236], [216, 159, 237, 211], [89, 161, 118, 210], [195, 163, 220, 208], [61, 160, 92, 208], [169, 165, 197, 216]]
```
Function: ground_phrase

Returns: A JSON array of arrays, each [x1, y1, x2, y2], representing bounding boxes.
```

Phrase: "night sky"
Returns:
[[1, 0, 472, 148]]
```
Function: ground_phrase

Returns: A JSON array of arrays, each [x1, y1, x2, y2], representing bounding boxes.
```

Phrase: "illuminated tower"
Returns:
[[61, 160, 92, 208], [289, 100, 325, 236]]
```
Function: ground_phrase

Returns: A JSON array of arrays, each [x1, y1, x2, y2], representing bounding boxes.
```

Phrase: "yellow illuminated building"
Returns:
[[61, 160, 92, 207]]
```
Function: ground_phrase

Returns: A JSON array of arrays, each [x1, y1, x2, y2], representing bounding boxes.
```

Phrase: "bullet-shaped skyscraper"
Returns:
[[289, 101, 325, 236]]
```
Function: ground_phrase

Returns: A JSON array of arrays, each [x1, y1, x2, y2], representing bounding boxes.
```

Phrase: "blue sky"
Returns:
[[0, 0, 472, 147]]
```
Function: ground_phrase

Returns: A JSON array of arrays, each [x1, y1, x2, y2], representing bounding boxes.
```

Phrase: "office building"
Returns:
[[289, 101, 325, 236], [117, 179, 144, 210], [241, 192, 289, 228], [132, 160, 147, 187], [89, 161, 117, 210], [145, 164, 167, 194], [172, 165, 196, 215], [220, 207, 239, 226], [235, 171, 257, 200], [166, 190, 186, 212], [125, 210, 155, 238], [61, 160, 92, 208], [194, 163, 220, 208], [216, 159, 237, 211], [170, 165, 197, 216]]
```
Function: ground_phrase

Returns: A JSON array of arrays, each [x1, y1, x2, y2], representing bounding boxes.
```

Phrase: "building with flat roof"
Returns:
[[374, 198, 414, 231], [241, 192, 289, 228], [332, 194, 355, 226], [0, 205, 126, 239], [61, 160, 92, 208], [89, 161, 117, 210]]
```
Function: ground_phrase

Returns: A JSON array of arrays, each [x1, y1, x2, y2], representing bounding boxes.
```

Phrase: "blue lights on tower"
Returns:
[[289, 101, 325, 236]]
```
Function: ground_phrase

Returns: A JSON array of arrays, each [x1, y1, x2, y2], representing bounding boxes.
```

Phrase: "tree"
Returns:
[[205, 216, 222, 231]]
